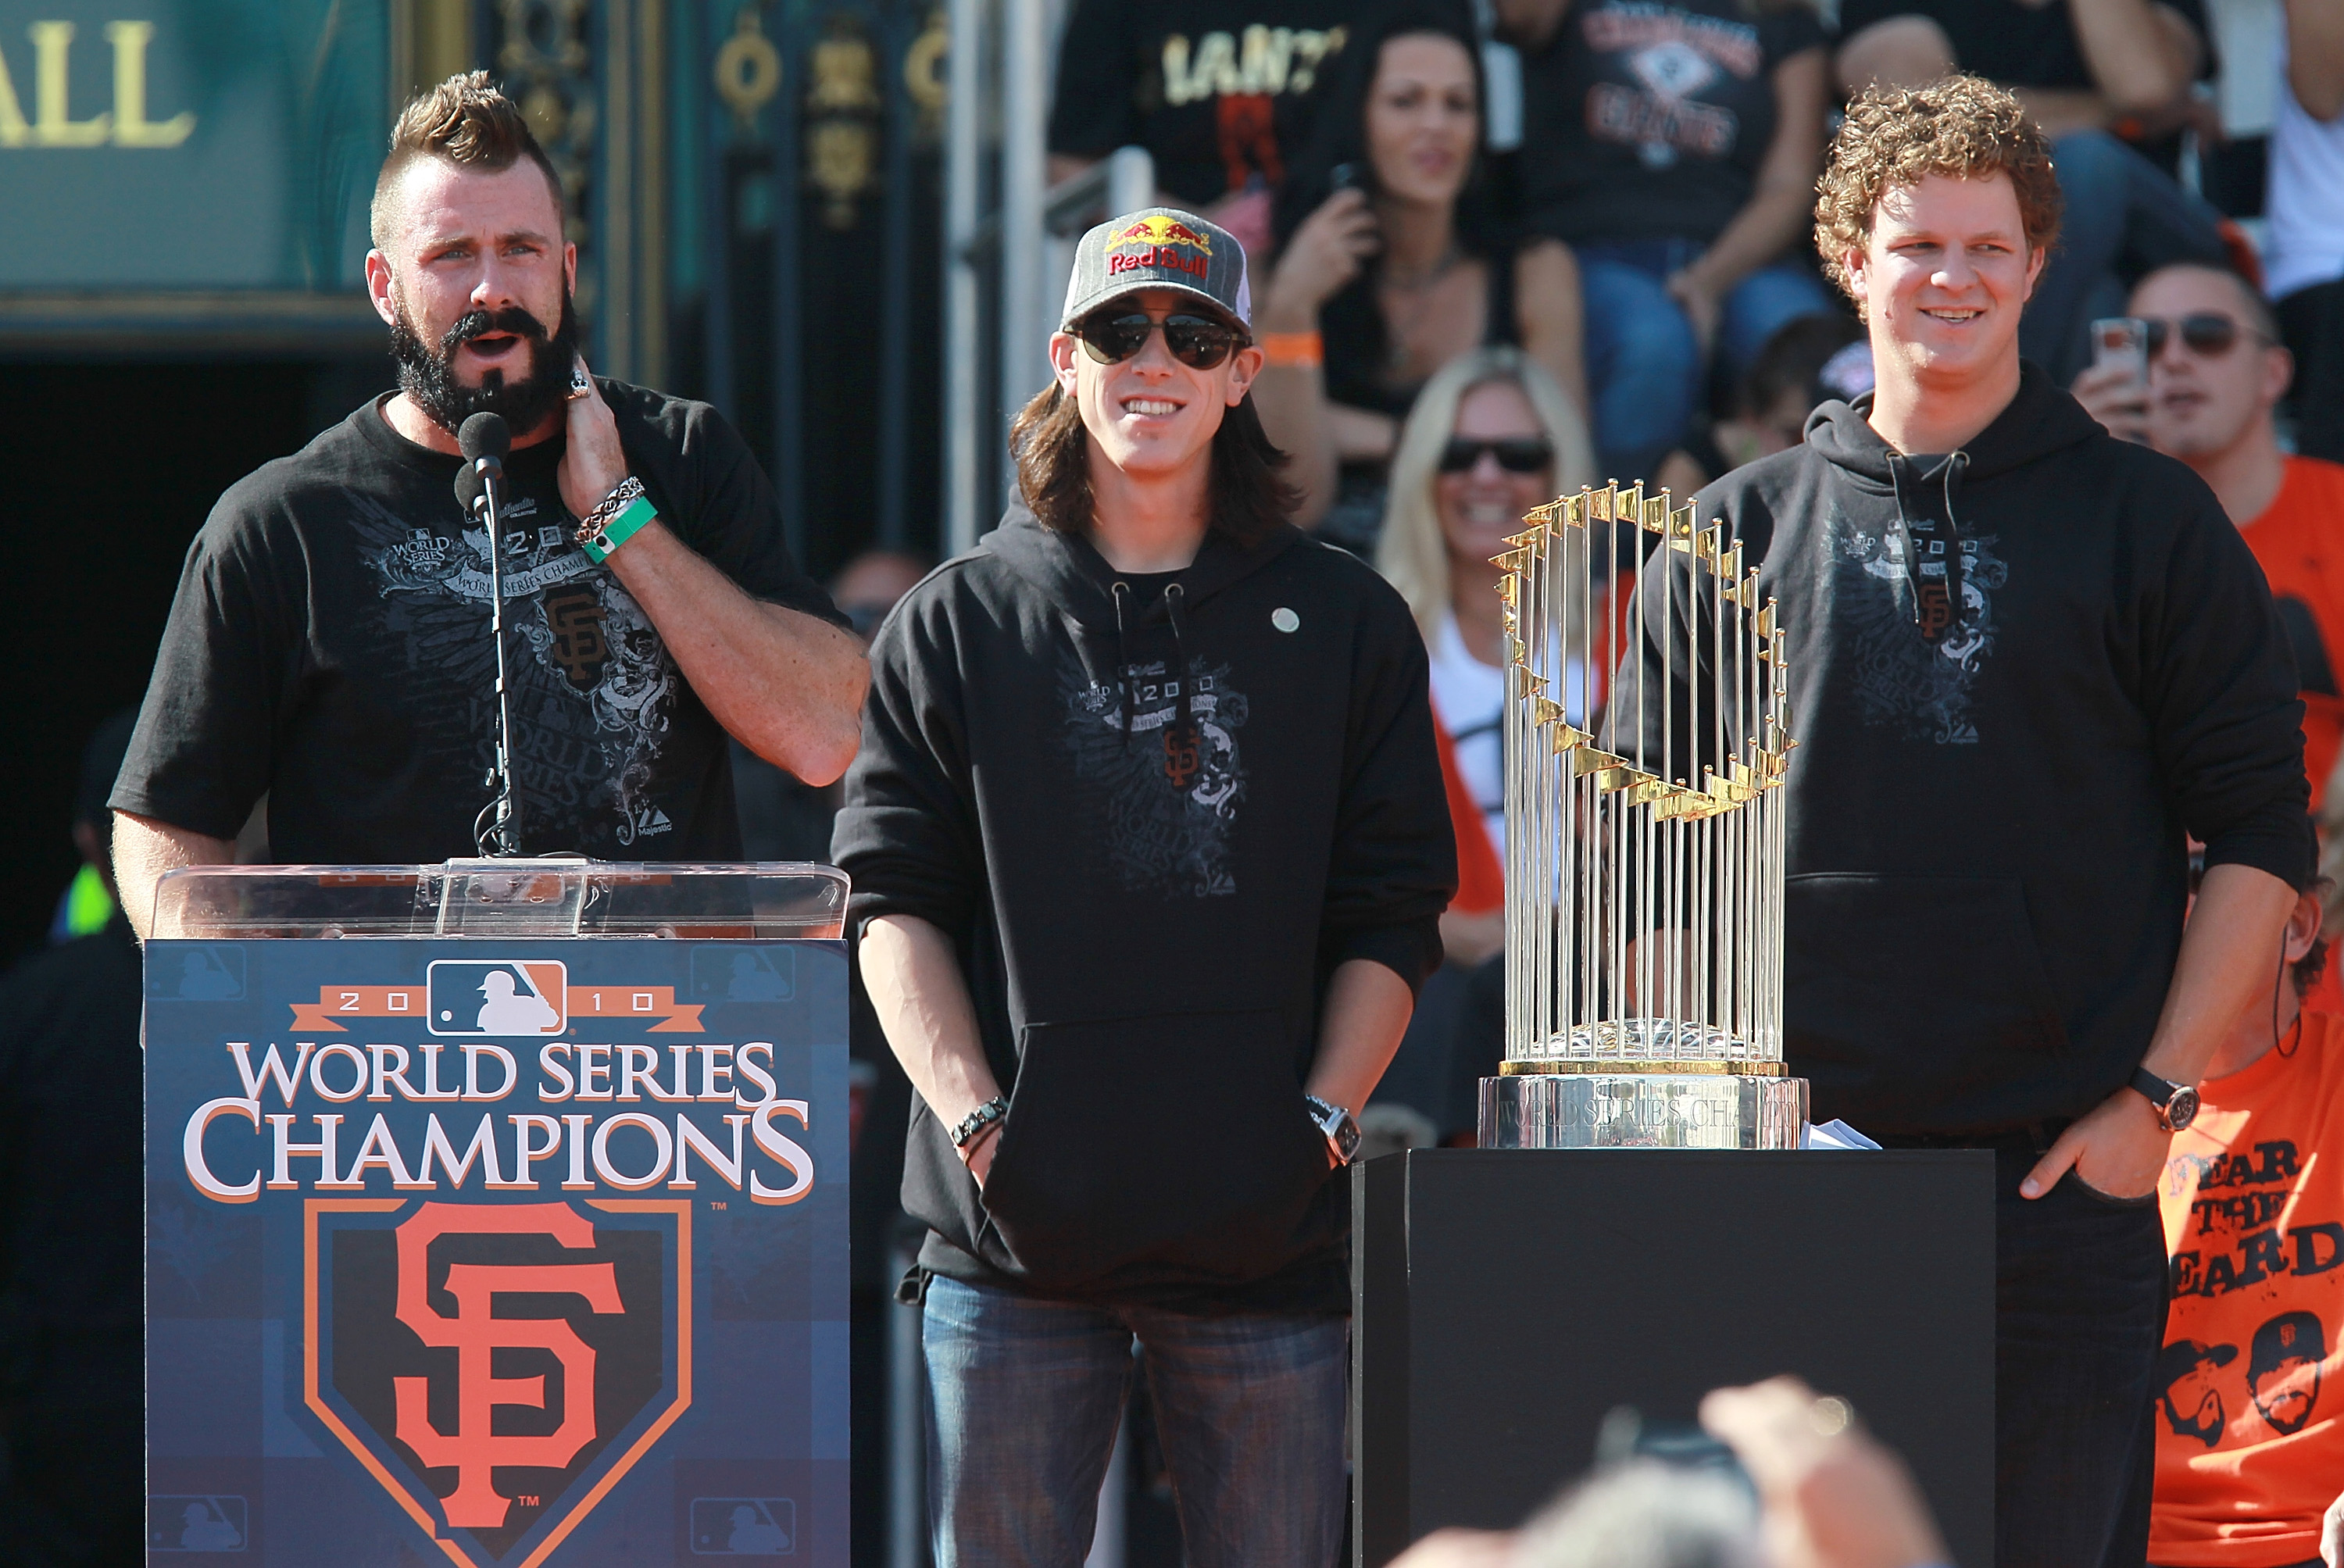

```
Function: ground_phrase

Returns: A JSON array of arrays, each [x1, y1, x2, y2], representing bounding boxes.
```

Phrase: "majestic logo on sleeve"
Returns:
[[309, 1198, 688, 1568]]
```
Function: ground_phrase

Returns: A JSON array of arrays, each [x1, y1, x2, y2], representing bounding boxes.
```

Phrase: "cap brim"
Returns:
[[1063, 278, 1248, 335]]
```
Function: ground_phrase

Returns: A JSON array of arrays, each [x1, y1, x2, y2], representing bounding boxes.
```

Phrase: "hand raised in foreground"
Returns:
[[1700, 1376, 1949, 1568], [1386, 1527, 1518, 1568]]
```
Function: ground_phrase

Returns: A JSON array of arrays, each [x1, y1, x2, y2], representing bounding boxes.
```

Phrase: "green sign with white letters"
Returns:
[[0, 1, 386, 293]]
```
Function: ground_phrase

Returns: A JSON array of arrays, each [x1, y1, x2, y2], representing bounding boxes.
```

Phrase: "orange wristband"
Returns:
[[1260, 330, 1324, 369]]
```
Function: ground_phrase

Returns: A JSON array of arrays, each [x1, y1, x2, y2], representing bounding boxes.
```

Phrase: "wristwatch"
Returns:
[[1304, 1094, 1362, 1165], [2129, 1066, 2201, 1133]]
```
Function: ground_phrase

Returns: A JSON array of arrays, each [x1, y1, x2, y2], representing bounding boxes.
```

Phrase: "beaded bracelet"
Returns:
[[949, 1096, 1008, 1150]]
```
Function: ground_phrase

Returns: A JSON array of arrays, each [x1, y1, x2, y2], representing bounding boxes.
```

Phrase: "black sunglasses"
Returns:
[[1438, 437, 1554, 473], [1074, 312, 1244, 370], [2143, 312, 2270, 359]]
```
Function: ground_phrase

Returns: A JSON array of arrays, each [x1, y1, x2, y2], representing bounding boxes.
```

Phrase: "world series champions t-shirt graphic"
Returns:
[[114, 384, 845, 864], [1048, 0, 1350, 206], [1515, 0, 1826, 246], [2152, 1008, 2344, 1566]]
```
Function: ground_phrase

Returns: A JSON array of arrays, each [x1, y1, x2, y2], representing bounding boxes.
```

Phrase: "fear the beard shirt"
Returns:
[[114, 382, 845, 863]]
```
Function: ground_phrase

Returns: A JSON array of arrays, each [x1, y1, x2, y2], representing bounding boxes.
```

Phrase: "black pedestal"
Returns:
[[1352, 1148, 1996, 1566]]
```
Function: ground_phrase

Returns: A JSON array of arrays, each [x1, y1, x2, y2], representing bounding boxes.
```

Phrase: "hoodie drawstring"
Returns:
[[1110, 580, 1135, 747], [1885, 449, 1970, 643], [1107, 578, 1198, 763], [1163, 582, 1197, 755]]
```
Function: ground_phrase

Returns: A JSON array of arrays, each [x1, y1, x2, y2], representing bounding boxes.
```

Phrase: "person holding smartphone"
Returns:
[[1252, 2, 1585, 545], [834, 208, 1455, 1566], [2072, 263, 2344, 815]]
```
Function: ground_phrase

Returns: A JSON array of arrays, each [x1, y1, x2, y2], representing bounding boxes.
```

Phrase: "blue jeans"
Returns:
[[922, 1274, 1348, 1567], [1578, 238, 1837, 487], [1992, 1144, 2168, 1568], [2028, 130, 2229, 385]]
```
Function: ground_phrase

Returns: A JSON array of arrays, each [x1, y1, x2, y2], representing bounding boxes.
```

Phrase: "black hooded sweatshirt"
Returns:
[[1617, 364, 2313, 1135], [833, 509, 1453, 1312]]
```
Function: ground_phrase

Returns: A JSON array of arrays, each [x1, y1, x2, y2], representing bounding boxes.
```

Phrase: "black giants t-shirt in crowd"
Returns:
[[114, 382, 847, 864], [1835, 0, 2204, 93], [1517, 0, 1828, 246], [1048, 0, 1352, 206]]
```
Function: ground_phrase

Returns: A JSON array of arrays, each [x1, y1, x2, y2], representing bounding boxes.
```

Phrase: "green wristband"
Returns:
[[581, 495, 656, 564]]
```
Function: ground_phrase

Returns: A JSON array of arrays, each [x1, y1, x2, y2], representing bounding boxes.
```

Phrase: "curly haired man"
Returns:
[[1615, 76, 2313, 1566]]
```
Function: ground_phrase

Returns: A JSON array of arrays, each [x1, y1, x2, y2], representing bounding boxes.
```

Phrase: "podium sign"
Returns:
[[145, 934, 849, 1565]]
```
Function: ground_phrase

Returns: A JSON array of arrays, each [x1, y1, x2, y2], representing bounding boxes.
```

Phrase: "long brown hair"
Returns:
[[1010, 384, 1301, 549]]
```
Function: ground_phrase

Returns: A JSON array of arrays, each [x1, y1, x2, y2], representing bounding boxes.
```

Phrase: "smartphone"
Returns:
[[1594, 1405, 1752, 1492], [2091, 317, 2149, 390]]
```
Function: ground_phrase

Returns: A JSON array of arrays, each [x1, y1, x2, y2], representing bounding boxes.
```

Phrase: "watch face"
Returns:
[[2168, 1086, 2201, 1130]]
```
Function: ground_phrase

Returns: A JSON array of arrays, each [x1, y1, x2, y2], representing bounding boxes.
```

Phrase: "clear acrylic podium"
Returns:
[[148, 857, 848, 941], [143, 859, 853, 1565]]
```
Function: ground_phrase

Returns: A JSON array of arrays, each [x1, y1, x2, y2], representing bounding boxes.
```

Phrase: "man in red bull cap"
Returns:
[[838, 207, 1452, 1566]]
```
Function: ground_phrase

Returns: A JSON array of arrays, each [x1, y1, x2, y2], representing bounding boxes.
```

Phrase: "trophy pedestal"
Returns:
[[1350, 1148, 1996, 1568], [1478, 1064, 1807, 1149]]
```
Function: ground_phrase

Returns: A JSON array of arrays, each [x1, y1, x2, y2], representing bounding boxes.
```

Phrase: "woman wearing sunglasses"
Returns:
[[1252, 2, 1587, 547], [1366, 347, 1593, 1133], [837, 208, 1456, 1567]]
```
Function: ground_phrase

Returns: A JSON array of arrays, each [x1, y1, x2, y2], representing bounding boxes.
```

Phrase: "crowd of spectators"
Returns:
[[1045, 0, 2344, 1148]]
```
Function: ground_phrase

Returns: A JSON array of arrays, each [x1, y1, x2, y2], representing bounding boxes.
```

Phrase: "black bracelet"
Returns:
[[949, 1096, 1009, 1149]]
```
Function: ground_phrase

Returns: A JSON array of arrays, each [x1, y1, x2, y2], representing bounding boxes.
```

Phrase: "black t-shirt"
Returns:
[[1835, 0, 2204, 92], [1047, 0, 1355, 206], [114, 382, 847, 863], [1516, 0, 1828, 246]]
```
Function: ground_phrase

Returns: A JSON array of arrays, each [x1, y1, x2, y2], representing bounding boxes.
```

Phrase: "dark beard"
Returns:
[[390, 290, 579, 438]]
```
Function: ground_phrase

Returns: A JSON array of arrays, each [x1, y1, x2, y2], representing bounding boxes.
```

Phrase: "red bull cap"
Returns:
[[1063, 205, 1251, 332]]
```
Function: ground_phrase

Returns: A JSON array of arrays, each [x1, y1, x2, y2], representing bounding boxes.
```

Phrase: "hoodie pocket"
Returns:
[[1785, 874, 2068, 1089], [976, 1009, 1334, 1293]]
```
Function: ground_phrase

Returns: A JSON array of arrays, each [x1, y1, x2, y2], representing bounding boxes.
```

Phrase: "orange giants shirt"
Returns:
[[2238, 455, 2344, 809], [2152, 1008, 2344, 1566]]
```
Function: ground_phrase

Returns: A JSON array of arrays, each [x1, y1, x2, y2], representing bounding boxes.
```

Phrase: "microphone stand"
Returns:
[[466, 458, 524, 857]]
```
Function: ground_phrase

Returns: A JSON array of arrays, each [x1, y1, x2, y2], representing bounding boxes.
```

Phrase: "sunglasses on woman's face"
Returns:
[[1074, 312, 1244, 370], [1438, 437, 1553, 474], [2143, 313, 2268, 359]]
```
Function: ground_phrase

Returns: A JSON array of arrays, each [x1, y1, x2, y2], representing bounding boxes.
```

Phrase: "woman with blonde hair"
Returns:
[[1366, 345, 1592, 1137]]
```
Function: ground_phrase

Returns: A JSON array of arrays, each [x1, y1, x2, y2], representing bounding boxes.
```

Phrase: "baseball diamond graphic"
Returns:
[[304, 1198, 691, 1568]]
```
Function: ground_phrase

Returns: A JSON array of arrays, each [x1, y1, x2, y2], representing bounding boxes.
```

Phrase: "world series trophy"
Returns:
[[1477, 483, 1808, 1149]]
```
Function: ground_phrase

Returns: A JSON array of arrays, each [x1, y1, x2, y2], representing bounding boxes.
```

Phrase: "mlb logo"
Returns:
[[426, 959, 568, 1037], [690, 1497, 795, 1554]]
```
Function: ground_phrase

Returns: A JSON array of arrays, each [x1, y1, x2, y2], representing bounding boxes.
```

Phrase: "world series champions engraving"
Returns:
[[145, 907, 849, 1566], [1479, 483, 1809, 1148]]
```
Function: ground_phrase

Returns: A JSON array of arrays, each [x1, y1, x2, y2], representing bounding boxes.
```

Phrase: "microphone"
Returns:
[[455, 409, 523, 857], [458, 411, 510, 468]]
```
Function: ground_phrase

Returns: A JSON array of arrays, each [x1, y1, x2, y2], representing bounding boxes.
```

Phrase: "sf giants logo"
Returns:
[[1915, 580, 1954, 640], [309, 1198, 686, 1568], [393, 1204, 618, 1527], [543, 588, 608, 691]]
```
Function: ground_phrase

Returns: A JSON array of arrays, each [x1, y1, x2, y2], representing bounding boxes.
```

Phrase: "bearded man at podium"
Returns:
[[109, 73, 866, 936]]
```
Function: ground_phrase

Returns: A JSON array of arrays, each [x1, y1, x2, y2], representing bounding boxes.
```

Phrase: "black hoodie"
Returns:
[[1617, 364, 2313, 1135], [833, 509, 1453, 1311]]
